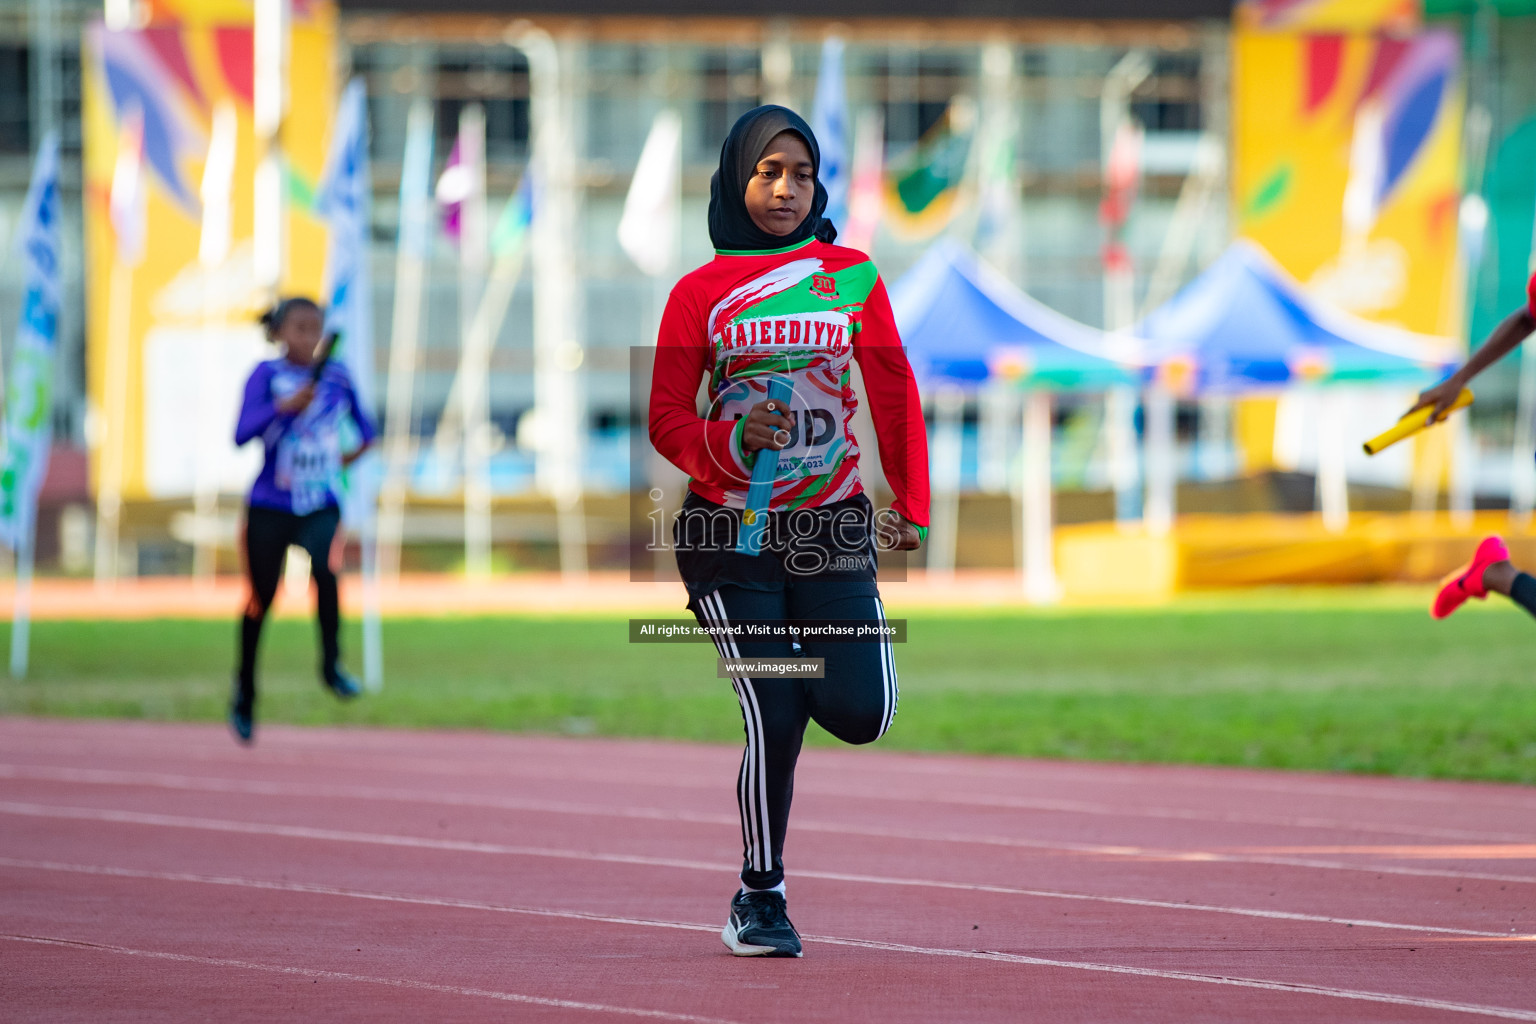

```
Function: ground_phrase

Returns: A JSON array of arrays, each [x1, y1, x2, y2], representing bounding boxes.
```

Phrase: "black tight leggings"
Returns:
[[694, 581, 898, 890], [1511, 574, 1536, 619], [234, 505, 343, 709]]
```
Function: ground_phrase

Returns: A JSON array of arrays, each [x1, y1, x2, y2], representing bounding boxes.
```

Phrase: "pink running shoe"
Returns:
[[1432, 535, 1510, 619]]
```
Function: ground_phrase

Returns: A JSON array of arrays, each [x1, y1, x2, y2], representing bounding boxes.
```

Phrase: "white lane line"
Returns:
[[5, 713, 1535, 810], [6, 758, 1529, 847], [788, 753, 1536, 812], [4, 861, 1535, 1023], [9, 734, 1536, 827], [9, 718, 1536, 812], [1, 805, 1528, 940], [807, 936, 1536, 1023], [6, 761, 1529, 847], [0, 933, 742, 1023], [4, 771, 1534, 891]]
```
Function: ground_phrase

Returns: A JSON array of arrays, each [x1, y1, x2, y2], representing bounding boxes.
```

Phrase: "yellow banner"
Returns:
[[83, 1, 338, 501], [1234, 25, 1464, 338], [1236, 0, 1421, 33]]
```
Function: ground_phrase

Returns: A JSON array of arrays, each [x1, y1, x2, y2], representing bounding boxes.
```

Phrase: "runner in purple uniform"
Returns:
[[229, 296, 376, 745]]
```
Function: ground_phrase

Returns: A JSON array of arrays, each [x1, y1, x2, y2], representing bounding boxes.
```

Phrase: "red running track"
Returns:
[[4, 717, 1536, 1023]]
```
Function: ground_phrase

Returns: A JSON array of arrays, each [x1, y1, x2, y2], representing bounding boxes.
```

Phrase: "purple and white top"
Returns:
[[235, 357, 377, 516]]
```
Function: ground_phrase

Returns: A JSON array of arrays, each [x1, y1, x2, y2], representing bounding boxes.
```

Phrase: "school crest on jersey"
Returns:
[[811, 274, 838, 299]]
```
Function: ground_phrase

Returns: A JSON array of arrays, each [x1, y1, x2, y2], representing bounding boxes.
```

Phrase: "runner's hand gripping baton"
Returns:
[[310, 332, 339, 383], [1362, 388, 1473, 456], [735, 377, 795, 556]]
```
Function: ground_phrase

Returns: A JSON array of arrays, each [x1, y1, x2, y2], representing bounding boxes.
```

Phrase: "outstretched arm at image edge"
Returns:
[[1412, 305, 1536, 421]]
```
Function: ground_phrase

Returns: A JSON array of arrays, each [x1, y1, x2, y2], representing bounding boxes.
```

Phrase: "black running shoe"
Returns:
[[229, 675, 254, 746], [322, 665, 362, 700], [721, 889, 802, 957]]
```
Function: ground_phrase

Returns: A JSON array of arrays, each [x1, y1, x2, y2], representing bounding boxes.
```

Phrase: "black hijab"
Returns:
[[708, 105, 838, 252]]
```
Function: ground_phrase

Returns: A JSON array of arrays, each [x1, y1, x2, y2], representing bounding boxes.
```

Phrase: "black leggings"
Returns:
[[693, 581, 898, 891], [1512, 573, 1536, 619], [234, 505, 343, 707]]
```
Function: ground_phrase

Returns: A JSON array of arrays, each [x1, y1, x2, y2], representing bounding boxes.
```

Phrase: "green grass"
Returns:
[[4, 592, 1536, 783]]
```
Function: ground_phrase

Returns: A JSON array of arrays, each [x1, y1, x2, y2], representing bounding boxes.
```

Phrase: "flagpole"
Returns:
[[446, 104, 491, 578], [11, 508, 35, 678], [513, 26, 587, 580], [94, 258, 133, 586], [974, 43, 1019, 507], [1021, 390, 1058, 604], [194, 291, 219, 584], [360, 504, 382, 691], [464, 243, 527, 581], [378, 98, 434, 581], [313, 79, 382, 690], [617, 103, 682, 581], [95, 102, 144, 586], [460, 105, 489, 579], [1100, 51, 1150, 531], [927, 384, 964, 581], [253, 0, 288, 301], [194, 102, 237, 585]]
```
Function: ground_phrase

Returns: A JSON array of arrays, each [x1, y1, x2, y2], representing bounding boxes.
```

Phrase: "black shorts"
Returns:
[[672, 490, 882, 613]]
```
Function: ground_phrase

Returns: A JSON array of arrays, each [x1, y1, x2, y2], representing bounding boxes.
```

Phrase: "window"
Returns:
[[0, 45, 30, 154]]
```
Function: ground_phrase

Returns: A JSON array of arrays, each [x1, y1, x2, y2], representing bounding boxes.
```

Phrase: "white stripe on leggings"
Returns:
[[701, 591, 770, 875], [698, 593, 757, 871], [874, 596, 898, 738], [716, 592, 773, 875]]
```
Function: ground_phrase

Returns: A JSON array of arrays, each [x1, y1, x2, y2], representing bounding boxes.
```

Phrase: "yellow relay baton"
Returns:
[[1362, 388, 1473, 456]]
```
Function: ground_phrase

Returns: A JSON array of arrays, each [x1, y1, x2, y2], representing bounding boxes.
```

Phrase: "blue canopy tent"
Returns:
[[1131, 240, 1457, 530], [891, 239, 1140, 392], [1133, 240, 1453, 392], [889, 240, 1140, 600]]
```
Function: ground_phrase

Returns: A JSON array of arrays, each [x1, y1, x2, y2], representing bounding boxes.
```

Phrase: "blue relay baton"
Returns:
[[735, 377, 794, 556]]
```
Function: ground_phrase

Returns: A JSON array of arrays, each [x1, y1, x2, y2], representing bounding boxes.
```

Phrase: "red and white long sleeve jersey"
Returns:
[[648, 237, 929, 527]]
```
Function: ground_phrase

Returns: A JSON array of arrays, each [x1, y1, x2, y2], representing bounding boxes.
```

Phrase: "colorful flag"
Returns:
[[436, 137, 468, 244], [314, 78, 376, 438], [974, 114, 1018, 261], [884, 98, 975, 241], [1100, 118, 1143, 274], [96, 26, 202, 213], [436, 111, 487, 250], [0, 133, 62, 551], [109, 104, 146, 266], [841, 108, 885, 254], [810, 38, 849, 235], [493, 170, 536, 260], [617, 109, 681, 276], [1100, 119, 1142, 231]]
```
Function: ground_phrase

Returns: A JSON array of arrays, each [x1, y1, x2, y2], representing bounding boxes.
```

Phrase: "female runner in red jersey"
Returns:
[[1417, 270, 1536, 619], [649, 106, 929, 957]]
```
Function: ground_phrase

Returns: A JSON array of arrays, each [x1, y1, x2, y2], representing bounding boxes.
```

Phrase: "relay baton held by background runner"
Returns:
[[310, 332, 338, 383], [1362, 388, 1473, 456], [736, 377, 795, 556]]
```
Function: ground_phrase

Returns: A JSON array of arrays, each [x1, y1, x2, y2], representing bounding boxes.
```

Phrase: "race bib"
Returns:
[[275, 428, 340, 515]]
